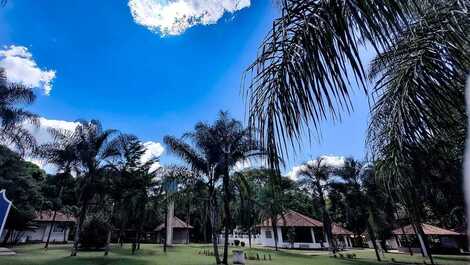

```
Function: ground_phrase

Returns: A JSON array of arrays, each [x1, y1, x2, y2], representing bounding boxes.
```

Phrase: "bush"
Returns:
[[240, 241, 245, 247], [234, 240, 240, 246], [79, 215, 110, 250]]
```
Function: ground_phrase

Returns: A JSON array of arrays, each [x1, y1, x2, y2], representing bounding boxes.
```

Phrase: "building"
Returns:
[[0, 210, 75, 244], [391, 224, 463, 254], [154, 216, 193, 244], [217, 227, 260, 246], [256, 210, 353, 249]]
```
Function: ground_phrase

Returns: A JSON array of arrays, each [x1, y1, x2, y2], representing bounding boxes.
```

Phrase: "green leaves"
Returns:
[[245, 0, 412, 170]]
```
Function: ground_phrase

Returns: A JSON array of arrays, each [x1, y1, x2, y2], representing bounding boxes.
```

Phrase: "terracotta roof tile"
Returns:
[[155, 216, 193, 231], [332, 223, 354, 235], [392, 224, 460, 236], [35, 210, 76, 223], [256, 210, 352, 235]]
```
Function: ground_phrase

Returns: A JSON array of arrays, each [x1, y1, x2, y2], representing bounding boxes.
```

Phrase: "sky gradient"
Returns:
[[0, 0, 372, 173]]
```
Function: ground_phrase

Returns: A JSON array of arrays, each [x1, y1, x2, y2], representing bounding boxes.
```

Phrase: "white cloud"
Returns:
[[288, 155, 345, 181], [0, 45, 56, 95], [21, 118, 80, 172], [141, 141, 165, 172], [128, 0, 250, 36]]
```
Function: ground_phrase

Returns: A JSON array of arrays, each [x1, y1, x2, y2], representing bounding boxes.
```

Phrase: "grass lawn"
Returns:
[[1, 244, 469, 265]]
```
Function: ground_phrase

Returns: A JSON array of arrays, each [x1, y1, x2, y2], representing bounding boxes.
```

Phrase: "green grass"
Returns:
[[1, 244, 468, 265]]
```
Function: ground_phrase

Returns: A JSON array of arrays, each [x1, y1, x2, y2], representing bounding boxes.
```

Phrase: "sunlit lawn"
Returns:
[[1, 244, 469, 265]]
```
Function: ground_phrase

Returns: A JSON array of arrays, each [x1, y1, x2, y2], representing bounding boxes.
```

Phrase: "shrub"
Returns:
[[234, 240, 240, 246], [79, 215, 110, 250], [240, 241, 245, 247]]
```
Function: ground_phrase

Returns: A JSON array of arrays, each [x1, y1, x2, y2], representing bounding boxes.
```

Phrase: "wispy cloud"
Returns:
[[128, 0, 250, 36], [0, 45, 56, 95]]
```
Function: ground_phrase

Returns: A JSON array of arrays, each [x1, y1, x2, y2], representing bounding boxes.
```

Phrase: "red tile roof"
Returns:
[[392, 224, 460, 236], [332, 223, 354, 235], [35, 210, 76, 223], [155, 216, 193, 231], [256, 210, 353, 235]]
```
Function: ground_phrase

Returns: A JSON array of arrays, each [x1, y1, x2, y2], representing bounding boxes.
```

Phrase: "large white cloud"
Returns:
[[0, 45, 56, 95], [141, 141, 165, 172], [288, 155, 345, 181], [128, 0, 251, 36]]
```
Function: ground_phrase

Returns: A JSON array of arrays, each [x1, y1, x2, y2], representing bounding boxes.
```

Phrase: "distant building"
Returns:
[[0, 210, 76, 244], [256, 210, 353, 249], [154, 216, 193, 244], [391, 224, 463, 254]]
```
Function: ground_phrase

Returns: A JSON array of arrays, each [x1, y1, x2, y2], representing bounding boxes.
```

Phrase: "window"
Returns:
[[282, 227, 313, 243], [265, 230, 272, 239], [52, 224, 65, 233]]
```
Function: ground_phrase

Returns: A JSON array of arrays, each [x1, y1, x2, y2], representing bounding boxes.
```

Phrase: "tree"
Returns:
[[36, 127, 79, 249], [0, 145, 45, 245], [0, 69, 38, 154], [103, 134, 159, 255], [164, 111, 262, 265], [297, 157, 337, 253], [67, 120, 117, 256]]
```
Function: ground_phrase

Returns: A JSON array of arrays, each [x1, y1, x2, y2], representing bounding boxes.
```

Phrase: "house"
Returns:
[[0, 210, 75, 244], [154, 216, 193, 244], [217, 227, 260, 246], [391, 224, 463, 254], [256, 210, 354, 249]]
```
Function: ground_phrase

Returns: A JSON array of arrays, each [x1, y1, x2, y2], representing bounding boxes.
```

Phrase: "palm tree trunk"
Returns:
[[222, 173, 231, 265], [44, 210, 58, 249], [208, 181, 221, 264], [270, 211, 279, 251], [104, 229, 112, 256], [71, 200, 88, 256], [316, 182, 336, 254], [367, 222, 381, 262]]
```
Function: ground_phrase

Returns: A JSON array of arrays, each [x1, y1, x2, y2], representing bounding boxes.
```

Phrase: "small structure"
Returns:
[[155, 216, 193, 244], [256, 210, 353, 249], [392, 224, 462, 254], [0, 210, 75, 244]]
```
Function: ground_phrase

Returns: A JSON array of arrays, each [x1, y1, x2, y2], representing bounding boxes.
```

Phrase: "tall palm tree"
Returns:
[[35, 128, 78, 249], [164, 111, 262, 265], [0, 69, 38, 154], [68, 120, 117, 256], [297, 157, 337, 253]]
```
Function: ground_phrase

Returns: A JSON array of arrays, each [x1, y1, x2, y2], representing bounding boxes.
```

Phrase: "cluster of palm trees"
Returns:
[[245, 1, 469, 264], [163, 111, 264, 265]]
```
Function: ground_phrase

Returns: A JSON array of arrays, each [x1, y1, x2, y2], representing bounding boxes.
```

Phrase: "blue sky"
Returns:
[[0, 0, 371, 173]]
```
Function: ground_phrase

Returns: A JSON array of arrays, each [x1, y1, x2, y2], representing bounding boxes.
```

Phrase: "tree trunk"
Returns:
[[209, 189, 221, 264], [317, 182, 336, 254], [163, 204, 168, 253], [414, 223, 435, 265], [104, 229, 112, 256], [44, 210, 58, 249], [222, 173, 231, 265], [71, 199, 88, 256], [271, 213, 279, 251], [367, 222, 381, 262]]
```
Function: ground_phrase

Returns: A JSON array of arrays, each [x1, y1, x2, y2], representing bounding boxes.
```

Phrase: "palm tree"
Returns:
[[35, 128, 78, 249], [68, 120, 117, 256], [102, 133, 160, 256], [164, 111, 262, 265], [246, 2, 468, 263], [0, 69, 38, 154], [297, 157, 337, 253]]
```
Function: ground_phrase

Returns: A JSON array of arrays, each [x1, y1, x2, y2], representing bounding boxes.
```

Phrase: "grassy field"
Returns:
[[1, 244, 469, 265]]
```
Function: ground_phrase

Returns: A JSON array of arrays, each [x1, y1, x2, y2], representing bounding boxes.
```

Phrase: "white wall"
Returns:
[[258, 227, 330, 249], [0, 222, 70, 243]]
